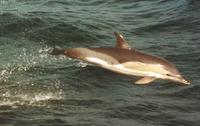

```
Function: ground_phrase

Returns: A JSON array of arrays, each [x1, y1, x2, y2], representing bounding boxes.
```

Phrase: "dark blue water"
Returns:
[[0, 0, 200, 125]]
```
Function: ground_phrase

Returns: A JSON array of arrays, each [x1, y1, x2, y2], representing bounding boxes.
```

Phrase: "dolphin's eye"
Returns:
[[167, 74, 181, 78], [166, 74, 172, 77]]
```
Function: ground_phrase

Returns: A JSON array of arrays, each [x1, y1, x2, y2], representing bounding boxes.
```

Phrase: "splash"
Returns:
[[0, 79, 64, 108], [75, 61, 89, 68], [0, 69, 11, 82], [0, 46, 57, 82], [0, 46, 65, 108], [0, 91, 63, 108]]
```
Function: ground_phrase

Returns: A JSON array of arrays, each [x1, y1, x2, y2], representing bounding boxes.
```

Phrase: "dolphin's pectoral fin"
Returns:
[[135, 77, 156, 85], [114, 32, 131, 49]]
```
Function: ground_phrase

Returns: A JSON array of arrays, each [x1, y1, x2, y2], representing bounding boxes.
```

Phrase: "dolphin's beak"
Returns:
[[175, 76, 190, 85], [167, 75, 190, 85], [180, 78, 190, 85]]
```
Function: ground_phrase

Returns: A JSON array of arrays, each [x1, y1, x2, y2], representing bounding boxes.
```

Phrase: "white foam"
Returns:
[[0, 80, 64, 108], [0, 92, 63, 108], [75, 61, 88, 68]]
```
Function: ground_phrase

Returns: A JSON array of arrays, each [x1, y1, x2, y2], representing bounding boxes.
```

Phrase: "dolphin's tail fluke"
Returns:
[[49, 47, 65, 55]]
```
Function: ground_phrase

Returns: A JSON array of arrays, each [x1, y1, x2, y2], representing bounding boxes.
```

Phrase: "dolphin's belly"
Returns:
[[84, 57, 166, 78]]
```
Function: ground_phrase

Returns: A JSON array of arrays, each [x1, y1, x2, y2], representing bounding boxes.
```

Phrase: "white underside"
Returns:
[[85, 57, 166, 78]]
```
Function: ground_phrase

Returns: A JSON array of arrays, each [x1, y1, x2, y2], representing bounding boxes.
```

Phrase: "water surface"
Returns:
[[0, 0, 200, 125]]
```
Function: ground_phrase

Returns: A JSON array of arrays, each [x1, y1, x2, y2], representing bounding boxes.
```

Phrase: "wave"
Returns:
[[27, 22, 99, 46], [0, 13, 45, 36], [0, 1, 199, 125], [0, 12, 100, 46], [169, 85, 200, 99]]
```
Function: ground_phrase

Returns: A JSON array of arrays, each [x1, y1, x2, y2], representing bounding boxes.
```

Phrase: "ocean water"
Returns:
[[0, 0, 200, 125]]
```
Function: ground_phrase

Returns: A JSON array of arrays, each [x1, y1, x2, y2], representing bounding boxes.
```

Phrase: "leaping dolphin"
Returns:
[[50, 32, 190, 85]]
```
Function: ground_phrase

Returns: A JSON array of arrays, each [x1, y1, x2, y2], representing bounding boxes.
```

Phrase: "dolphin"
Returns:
[[50, 32, 190, 85]]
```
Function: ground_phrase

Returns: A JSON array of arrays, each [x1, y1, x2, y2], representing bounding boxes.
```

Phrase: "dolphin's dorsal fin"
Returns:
[[114, 32, 131, 49], [135, 77, 156, 85]]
